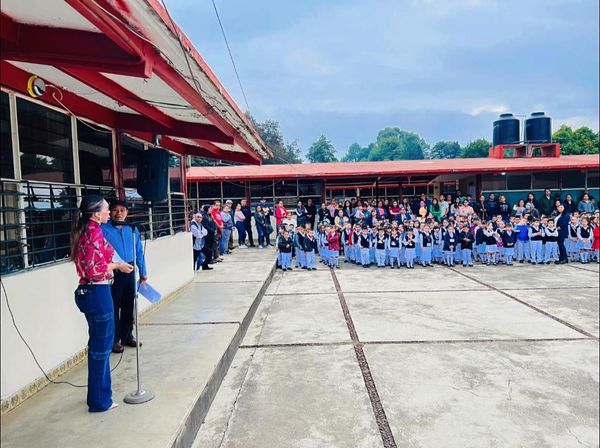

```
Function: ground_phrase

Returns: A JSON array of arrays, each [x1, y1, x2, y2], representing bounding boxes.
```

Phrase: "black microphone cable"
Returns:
[[0, 279, 124, 389]]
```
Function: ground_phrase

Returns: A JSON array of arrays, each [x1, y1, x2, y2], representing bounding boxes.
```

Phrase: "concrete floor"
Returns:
[[194, 261, 599, 448]]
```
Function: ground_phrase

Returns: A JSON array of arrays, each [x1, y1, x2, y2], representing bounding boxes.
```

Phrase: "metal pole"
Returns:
[[124, 222, 154, 404]]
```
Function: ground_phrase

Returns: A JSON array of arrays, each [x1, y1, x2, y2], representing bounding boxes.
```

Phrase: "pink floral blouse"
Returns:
[[75, 220, 115, 284]]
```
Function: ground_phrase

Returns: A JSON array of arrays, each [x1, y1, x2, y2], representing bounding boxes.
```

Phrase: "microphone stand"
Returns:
[[120, 221, 155, 404]]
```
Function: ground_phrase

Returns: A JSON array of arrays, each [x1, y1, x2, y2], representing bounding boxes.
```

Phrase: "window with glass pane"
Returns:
[[23, 182, 77, 266], [274, 179, 297, 198], [77, 121, 113, 186], [561, 170, 586, 189], [17, 98, 73, 183], [222, 181, 246, 199], [1, 181, 23, 273], [532, 171, 559, 190], [169, 155, 182, 192], [197, 182, 222, 199], [121, 135, 144, 189], [481, 174, 507, 191], [298, 180, 321, 197], [588, 170, 599, 188], [385, 186, 400, 198], [506, 174, 531, 190], [401, 186, 415, 197], [1, 92, 14, 179]]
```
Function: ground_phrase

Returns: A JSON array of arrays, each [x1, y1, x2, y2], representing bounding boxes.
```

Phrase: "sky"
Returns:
[[164, 0, 599, 158]]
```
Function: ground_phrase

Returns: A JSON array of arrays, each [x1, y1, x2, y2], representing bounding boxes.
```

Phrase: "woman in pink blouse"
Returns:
[[71, 195, 133, 412], [274, 200, 288, 226]]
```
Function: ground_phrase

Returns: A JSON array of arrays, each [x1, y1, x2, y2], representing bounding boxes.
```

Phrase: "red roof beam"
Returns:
[[0, 13, 154, 78]]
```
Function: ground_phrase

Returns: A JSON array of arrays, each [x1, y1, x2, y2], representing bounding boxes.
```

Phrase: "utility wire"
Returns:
[[210, 0, 251, 113]]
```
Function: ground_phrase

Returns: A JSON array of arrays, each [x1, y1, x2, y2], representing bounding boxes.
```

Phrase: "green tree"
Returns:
[[342, 142, 370, 162], [461, 138, 491, 158], [553, 125, 599, 155], [430, 141, 461, 159], [368, 128, 428, 161], [245, 113, 303, 164], [307, 135, 338, 163]]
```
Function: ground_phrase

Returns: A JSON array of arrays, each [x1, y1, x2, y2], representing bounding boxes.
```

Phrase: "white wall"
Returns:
[[1, 232, 193, 402]]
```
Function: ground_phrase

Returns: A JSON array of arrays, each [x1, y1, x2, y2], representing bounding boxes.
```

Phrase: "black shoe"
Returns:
[[202, 266, 214, 270], [112, 343, 124, 353], [125, 337, 142, 348]]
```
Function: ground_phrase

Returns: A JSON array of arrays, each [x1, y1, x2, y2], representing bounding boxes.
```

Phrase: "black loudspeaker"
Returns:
[[136, 148, 169, 202]]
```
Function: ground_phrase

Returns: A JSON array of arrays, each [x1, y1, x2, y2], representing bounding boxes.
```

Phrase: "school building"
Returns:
[[187, 151, 600, 210], [0, 0, 269, 410]]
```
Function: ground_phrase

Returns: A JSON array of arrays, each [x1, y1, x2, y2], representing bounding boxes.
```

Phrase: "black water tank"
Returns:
[[525, 112, 551, 143], [493, 113, 520, 146]]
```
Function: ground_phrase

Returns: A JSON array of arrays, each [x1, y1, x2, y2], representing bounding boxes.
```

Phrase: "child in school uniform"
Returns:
[[413, 221, 422, 265], [543, 220, 559, 264], [432, 224, 444, 264], [278, 230, 293, 271], [319, 225, 330, 266], [327, 225, 341, 269], [388, 228, 401, 268], [458, 222, 474, 267], [404, 228, 417, 268], [294, 226, 306, 269], [303, 229, 318, 270], [475, 221, 487, 264], [483, 222, 499, 265], [496, 220, 506, 263], [567, 216, 580, 262], [341, 223, 353, 263], [528, 219, 544, 265], [501, 223, 517, 265], [369, 227, 378, 264], [577, 217, 593, 264], [375, 228, 387, 267], [353, 224, 362, 264], [592, 216, 600, 263], [515, 217, 530, 263], [443, 224, 458, 266], [275, 226, 285, 269], [420, 224, 433, 267], [359, 226, 371, 268]]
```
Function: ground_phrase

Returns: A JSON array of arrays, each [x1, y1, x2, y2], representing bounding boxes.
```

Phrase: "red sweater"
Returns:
[[327, 232, 340, 251]]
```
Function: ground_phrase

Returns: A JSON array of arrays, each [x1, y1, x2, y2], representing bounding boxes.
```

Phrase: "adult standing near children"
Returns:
[[296, 200, 308, 227], [234, 203, 247, 248], [72, 195, 133, 412], [275, 200, 288, 226], [240, 199, 255, 247], [102, 199, 147, 354], [305, 198, 317, 229], [538, 188, 554, 217], [555, 204, 570, 264]]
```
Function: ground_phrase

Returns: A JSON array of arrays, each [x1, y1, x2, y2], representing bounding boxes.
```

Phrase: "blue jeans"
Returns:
[[74, 284, 115, 412], [220, 228, 232, 254], [235, 222, 246, 246]]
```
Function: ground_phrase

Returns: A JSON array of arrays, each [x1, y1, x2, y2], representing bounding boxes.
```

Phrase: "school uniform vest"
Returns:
[[359, 234, 371, 248], [304, 237, 317, 252], [501, 231, 516, 247], [459, 231, 474, 249], [579, 227, 591, 239], [484, 232, 497, 245], [569, 225, 579, 238], [404, 238, 416, 249], [444, 232, 457, 250], [375, 235, 387, 250], [530, 227, 543, 241], [545, 229, 558, 242], [421, 233, 432, 247], [389, 236, 400, 248]]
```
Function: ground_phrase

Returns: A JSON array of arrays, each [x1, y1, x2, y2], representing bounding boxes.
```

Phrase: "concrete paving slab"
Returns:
[[193, 261, 273, 283], [144, 281, 265, 324], [1, 324, 239, 448], [344, 290, 586, 342], [257, 293, 351, 345], [266, 269, 337, 295], [195, 346, 383, 448], [505, 288, 600, 338], [334, 265, 487, 293], [461, 263, 598, 290], [241, 293, 277, 346], [364, 340, 599, 448]]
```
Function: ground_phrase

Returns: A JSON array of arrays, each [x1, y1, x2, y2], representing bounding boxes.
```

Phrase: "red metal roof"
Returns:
[[187, 155, 600, 181]]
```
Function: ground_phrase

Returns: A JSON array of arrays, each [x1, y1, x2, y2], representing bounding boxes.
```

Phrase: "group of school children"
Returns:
[[275, 210, 599, 271]]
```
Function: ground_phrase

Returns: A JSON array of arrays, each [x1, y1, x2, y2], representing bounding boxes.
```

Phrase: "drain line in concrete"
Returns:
[[330, 269, 397, 448], [447, 266, 598, 339]]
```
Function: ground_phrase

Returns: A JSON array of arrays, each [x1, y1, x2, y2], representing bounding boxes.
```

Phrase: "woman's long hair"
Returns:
[[70, 195, 105, 262]]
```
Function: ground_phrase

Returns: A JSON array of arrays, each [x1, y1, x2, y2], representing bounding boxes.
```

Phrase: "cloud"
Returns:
[[470, 105, 510, 116]]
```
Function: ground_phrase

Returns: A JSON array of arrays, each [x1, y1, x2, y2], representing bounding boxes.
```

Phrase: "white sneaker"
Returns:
[[258, 245, 263, 249], [239, 245, 247, 249], [106, 402, 119, 411]]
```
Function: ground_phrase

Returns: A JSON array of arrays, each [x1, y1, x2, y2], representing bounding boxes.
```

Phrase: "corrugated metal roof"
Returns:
[[187, 155, 600, 181]]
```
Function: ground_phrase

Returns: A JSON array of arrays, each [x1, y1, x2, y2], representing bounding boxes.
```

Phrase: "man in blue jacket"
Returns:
[[102, 199, 148, 353], [554, 203, 570, 264]]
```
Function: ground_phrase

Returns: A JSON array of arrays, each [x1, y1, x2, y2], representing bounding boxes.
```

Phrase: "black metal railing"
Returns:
[[0, 180, 189, 275]]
